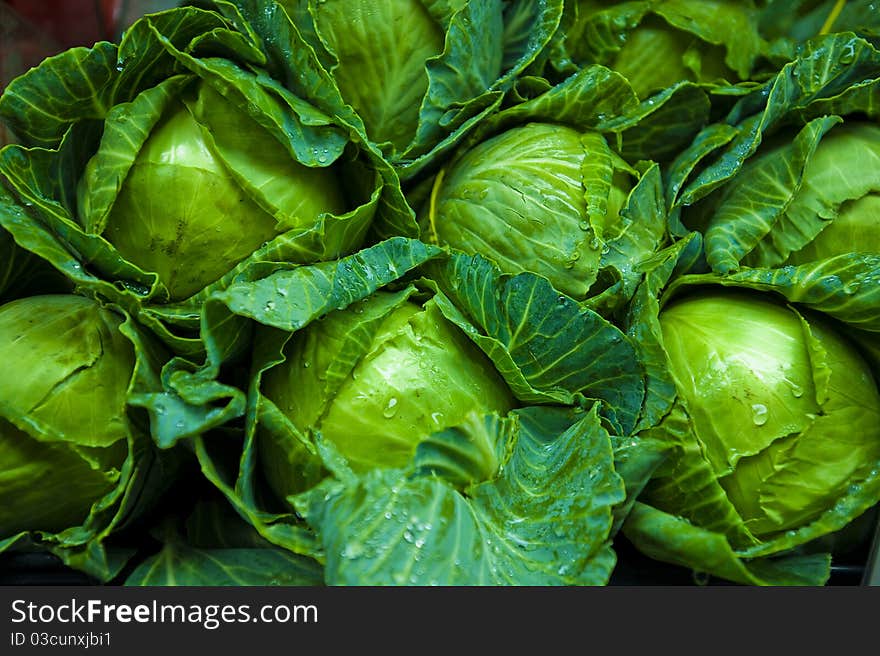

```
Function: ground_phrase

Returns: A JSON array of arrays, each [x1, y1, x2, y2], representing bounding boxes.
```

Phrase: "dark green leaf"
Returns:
[[428, 252, 646, 435], [295, 404, 624, 585], [125, 542, 324, 586]]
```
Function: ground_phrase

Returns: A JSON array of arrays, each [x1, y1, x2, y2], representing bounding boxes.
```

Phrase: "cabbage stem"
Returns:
[[819, 0, 846, 35]]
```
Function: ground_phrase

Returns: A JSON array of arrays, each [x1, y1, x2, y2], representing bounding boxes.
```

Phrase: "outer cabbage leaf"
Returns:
[[125, 543, 324, 586], [294, 405, 625, 585], [426, 251, 646, 435], [667, 32, 880, 210], [688, 115, 842, 274], [0, 42, 119, 148], [623, 502, 832, 586], [667, 261, 880, 335]]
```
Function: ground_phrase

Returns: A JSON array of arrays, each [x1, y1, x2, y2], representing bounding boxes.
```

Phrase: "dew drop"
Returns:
[[751, 403, 768, 426], [342, 543, 364, 559], [383, 397, 399, 418]]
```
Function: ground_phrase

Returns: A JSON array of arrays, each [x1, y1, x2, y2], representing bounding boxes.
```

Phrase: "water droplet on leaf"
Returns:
[[383, 397, 399, 418], [751, 403, 768, 426]]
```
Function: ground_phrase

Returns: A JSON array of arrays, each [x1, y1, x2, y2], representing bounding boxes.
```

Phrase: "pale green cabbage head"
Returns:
[[78, 80, 348, 301], [260, 289, 516, 498], [0, 294, 134, 536], [309, 0, 446, 154], [659, 289, 880, 537], [428, 122, 634, 300]]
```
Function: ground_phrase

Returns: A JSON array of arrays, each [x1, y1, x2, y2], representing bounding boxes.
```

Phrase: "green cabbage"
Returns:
[[0, 295, 141, 561], [427, 122, 635, 299], [260, 288, 516, 496], [193, 239, 641, 585], [548, 0, 766, 98], [78, 80, 348, 301], [307, 0, 446, 154], [659, 289, 880, 538]]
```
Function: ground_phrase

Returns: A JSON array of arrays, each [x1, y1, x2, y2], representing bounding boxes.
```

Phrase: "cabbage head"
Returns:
[[77, 79, 349, 302], [549, 0, 766, 98], [0, 294, 134, 537], [658, 289, 880, 537], [272, 0, 562, 176], [426, 122, 636, 300], [260, 287, 516, 499], [301, 0, 447, 155]]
